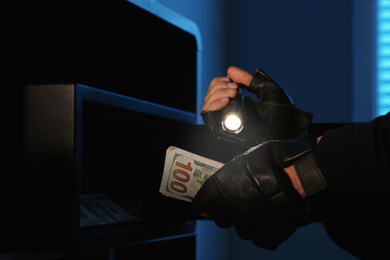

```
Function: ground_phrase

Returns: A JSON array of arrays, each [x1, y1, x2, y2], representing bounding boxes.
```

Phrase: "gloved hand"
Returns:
[[201, 68, 313, 148], [192, 134, 327, 250]]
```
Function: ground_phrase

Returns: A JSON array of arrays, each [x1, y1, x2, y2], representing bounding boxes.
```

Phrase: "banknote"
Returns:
[[160, 146, 224, 202]]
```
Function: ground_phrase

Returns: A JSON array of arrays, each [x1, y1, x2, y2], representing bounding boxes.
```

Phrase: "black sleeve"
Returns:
[[313, 112, 390, 258]]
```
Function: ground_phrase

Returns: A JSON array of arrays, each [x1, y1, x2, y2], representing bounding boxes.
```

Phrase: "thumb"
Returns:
[[227, 66, 253, 86]]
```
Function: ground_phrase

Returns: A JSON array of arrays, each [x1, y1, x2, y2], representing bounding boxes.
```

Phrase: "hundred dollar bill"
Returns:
[[160, 146, 224, 202]]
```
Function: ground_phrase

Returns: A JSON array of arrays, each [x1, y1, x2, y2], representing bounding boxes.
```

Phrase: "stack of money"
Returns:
[[159, 147, 224, 202]]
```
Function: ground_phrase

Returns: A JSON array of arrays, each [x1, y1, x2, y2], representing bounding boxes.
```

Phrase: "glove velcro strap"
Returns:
[[293, 150, 327, 196]]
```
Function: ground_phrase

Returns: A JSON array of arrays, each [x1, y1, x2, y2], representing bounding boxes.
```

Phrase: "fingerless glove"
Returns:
[[201, 68, 313, 148]]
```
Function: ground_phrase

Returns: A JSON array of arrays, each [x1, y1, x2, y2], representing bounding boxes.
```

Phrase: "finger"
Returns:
[[227, 66, 253, 86], [252, 235, 280, 251], [203, 81, 238, 111], [205, 78, 235, 99], [213, 211, 234, 228], [235, 224, 252, 240], [207, 77, 231, 94], [200, 210, 233, 228], [205, 82, 238, 102], [202, 97, 230, 112], [202, 88, 237, 111]]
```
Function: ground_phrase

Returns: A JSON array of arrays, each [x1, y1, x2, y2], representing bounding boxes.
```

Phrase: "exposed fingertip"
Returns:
[[208, 97, 229, 111], [218, 97, 230, 104], [227, 66, 253, 86], [227, 66, 238, 73], [225, 88, 236, 95], [227, 82, 238, 88]]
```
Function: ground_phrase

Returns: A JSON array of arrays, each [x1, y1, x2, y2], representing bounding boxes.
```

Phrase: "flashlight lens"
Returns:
[[223, 115, 242, 132]]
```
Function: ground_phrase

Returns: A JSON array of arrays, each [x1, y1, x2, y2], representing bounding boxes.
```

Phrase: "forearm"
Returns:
[[307, 113, 390, 258]]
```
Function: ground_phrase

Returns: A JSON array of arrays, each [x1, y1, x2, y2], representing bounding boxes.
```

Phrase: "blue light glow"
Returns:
[[377, 0, 390, 116]]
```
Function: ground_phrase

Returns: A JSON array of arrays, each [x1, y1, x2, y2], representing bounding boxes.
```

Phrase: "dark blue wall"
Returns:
[[226, 0, 354, 123]]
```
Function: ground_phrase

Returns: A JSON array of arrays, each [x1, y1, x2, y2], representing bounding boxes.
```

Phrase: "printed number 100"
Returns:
[[170, 161, 192, 193]]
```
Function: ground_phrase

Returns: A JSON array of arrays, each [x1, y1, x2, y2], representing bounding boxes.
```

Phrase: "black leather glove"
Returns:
[[201, 68, 313, 148], [192, 134, 327, 250]]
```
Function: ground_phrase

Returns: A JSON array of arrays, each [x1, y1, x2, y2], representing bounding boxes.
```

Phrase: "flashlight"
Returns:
[[221, 90, 244, 134]]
